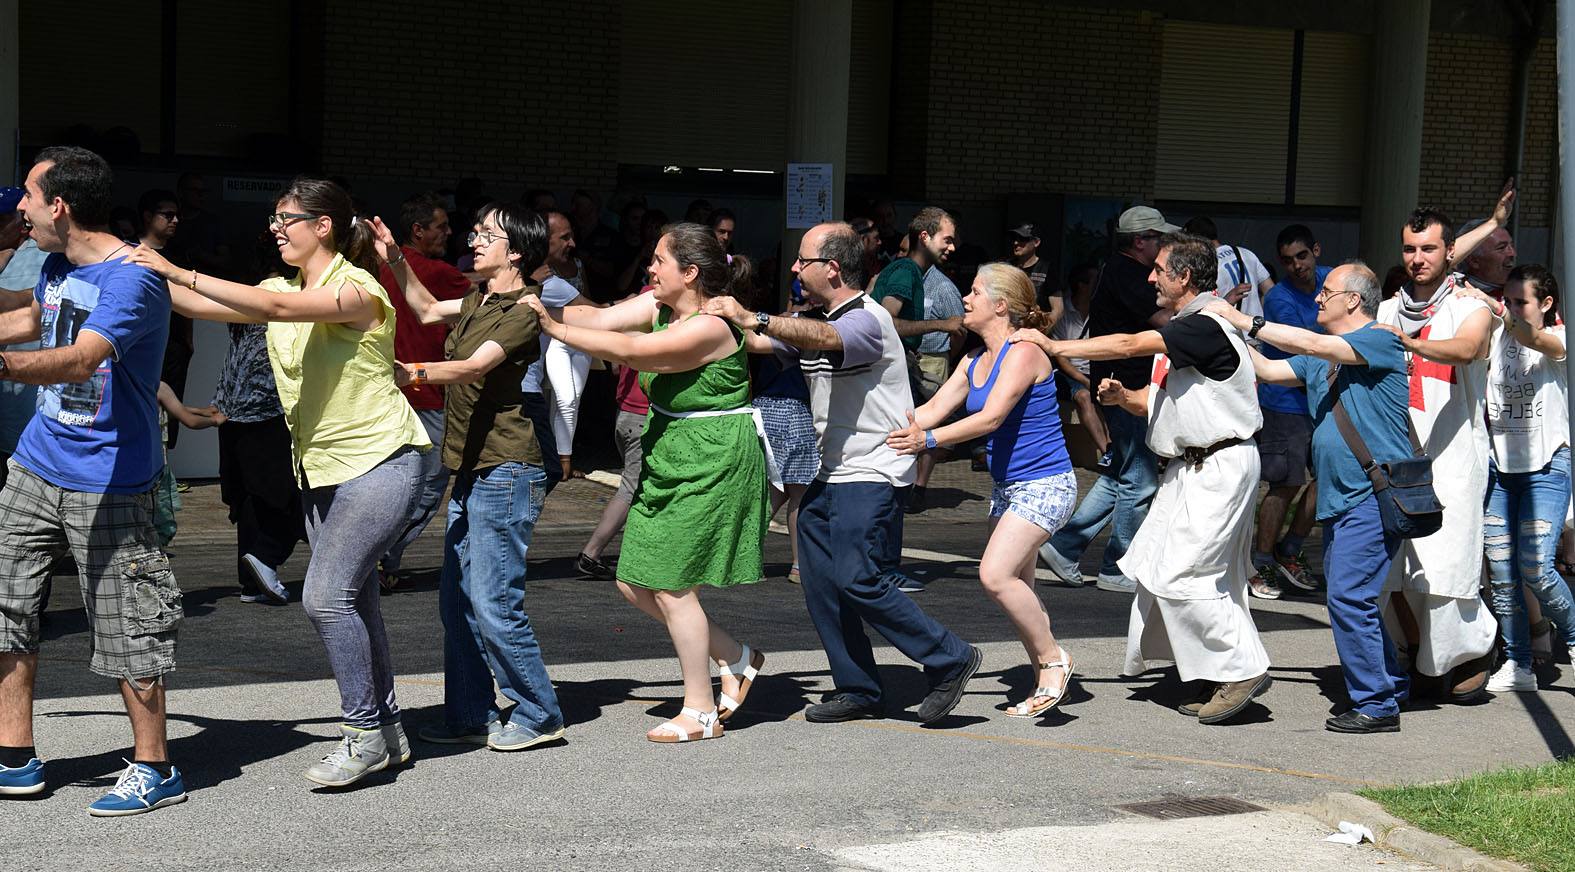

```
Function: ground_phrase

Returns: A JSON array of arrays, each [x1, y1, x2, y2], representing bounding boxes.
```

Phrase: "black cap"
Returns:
[[1007, 223, 1038, 240]]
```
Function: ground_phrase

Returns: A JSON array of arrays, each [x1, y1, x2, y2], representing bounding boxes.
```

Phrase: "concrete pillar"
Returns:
[[1, 0, 18, 185], [782, 0, 852, 297], [1358, 0, 1431, 272]]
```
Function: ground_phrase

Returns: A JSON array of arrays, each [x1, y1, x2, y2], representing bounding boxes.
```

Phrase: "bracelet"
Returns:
[[189, 268, 198, 290], [387, 250, 405, 267]]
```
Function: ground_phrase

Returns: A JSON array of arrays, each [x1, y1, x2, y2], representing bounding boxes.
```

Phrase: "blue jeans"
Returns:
[[521, 392, 561, 494], [1045, 406, 1157, 579], [384, 407, 451, 571], [1484, 446, 1575, 665], [1323, 494, 1408, 717], [440, 462, 562, 732]]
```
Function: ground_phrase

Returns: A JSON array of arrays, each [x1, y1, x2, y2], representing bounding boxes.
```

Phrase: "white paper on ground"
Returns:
[[1324, 821, 1376, 845]]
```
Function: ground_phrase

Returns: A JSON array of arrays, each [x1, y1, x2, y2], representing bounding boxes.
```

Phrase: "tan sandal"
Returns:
[[646, 706, 724, 743], [1004, 650, 1074, 718], [717, 644, 766, 722]]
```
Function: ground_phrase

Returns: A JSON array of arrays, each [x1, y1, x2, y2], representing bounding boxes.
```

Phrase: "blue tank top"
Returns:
[[964, 343, 1072, 483]]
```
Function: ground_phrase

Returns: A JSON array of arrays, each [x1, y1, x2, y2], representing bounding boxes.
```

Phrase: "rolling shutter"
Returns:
[[1293, 31, 1369, 207]]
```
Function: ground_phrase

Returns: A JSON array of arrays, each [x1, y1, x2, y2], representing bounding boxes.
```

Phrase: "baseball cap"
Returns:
[[1116, 205, 1179, 235], [1007, 223, 1038, 239], [0, 187, 22, 215]]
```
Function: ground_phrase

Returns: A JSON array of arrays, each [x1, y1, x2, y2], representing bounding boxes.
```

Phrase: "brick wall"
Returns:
[[1416, 32, 1553, 230], [917, 2, 1162, 211], [318, 0, 621, 192]]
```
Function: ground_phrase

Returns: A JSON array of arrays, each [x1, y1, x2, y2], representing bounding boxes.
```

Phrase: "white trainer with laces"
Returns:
[[1486, 660, 1537, 693]]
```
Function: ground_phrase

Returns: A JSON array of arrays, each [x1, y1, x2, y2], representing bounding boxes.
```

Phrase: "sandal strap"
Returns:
[[718, 644, 760, 681], [718, 692, 742, 712], [1037, 654, 1072, 671], [653, 721, 692, 741]]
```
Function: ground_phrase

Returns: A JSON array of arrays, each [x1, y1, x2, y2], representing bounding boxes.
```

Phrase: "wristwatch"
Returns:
[[924, 430, 938, 450], [413, 365, 429, 385], [1247, 316, 1266, 339], [754, 311, 771, 332]]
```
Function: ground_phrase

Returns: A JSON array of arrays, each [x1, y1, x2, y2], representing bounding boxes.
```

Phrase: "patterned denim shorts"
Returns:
[[989, 471, 1079, 536]]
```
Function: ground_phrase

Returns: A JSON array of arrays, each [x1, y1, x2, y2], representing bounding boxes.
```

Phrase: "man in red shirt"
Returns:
[[377, 192, 473, 584]]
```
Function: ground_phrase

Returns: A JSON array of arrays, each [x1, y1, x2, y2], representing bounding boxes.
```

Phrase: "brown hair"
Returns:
[[977, 262, 1052, 330], [275, 176, 379, 275], [660, 221, 749, 299]]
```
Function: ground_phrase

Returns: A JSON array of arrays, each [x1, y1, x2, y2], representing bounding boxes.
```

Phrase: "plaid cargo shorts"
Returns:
[[0, 460, 182, 680]]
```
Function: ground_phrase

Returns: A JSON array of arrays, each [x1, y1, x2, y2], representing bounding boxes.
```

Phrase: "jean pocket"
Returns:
[[120, 552, 184, 636]]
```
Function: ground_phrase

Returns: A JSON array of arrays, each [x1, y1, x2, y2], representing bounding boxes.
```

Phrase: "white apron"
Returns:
[[1376, 284, 1497, 675]]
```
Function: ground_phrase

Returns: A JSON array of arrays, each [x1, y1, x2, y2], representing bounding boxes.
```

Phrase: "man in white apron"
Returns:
[[1026, 233, 1271, 725], [1375, 205, 1502, 703]]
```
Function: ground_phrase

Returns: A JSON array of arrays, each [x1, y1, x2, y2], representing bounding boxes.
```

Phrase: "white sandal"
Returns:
[[717, 644, 766, 722], [1004, 650, 1075, 718], [647, 706, 724, 743]]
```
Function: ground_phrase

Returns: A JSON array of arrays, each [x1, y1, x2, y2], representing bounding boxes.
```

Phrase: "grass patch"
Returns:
[[1361, 759, 1575, 872]]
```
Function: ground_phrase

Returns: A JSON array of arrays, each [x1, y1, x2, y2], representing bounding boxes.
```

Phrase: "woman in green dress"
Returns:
[[524, 223, 768, 743]]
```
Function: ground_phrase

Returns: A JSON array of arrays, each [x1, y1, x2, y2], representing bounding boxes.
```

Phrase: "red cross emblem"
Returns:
[[1151, 354, 1170, 389], [1407, 321, 1455, 410]]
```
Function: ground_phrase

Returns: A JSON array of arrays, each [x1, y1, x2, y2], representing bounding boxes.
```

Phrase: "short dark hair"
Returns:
[[818, 223, 868, 290], [1158, 232, 1218, 293], [477, 201, 548, 279], [1510, 264, 1561, 327], [398, 192, 447, 243], [1275, 224, 1317, 252], [708, 207, 737, 228], [1182, 216, 1218, 240], [907, 206, 953, 247], [1067, 262, 1099, 288], [137, 188, 178, 217], [1406, 207, 1456, 247], [34, 146, 115, 227]]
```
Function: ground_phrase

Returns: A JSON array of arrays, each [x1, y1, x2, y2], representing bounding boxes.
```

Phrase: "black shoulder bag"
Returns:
[[1326, 365, 1444, 538]]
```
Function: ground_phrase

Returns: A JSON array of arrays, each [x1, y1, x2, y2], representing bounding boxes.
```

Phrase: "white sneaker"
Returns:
[[241, 553, 289, 604], [1486, 660, 1537, 693], [1095, 574, 1137, 593]]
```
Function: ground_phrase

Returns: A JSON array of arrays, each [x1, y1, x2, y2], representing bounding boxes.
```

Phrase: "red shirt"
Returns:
[[379, 246, 472, 409], [616, 287, 653, 415]]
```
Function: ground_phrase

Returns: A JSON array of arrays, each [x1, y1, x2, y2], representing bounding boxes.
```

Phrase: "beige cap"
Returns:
[[1116, 206, 1180, 234]]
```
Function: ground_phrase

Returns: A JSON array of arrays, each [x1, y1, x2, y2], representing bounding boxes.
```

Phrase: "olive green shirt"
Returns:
[[442, 284, 543, 472]]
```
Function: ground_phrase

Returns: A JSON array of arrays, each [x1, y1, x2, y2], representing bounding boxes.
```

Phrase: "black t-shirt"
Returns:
[[1022, 256, 1054, 309], [1158, 313, 1240, 381], [1088, 253, 1162, 389]]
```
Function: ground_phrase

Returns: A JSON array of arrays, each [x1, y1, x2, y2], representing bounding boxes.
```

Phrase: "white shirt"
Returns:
[[1051, 300, 1091, 375], [1214, 244, 1269, 319], [1488, 323, 1568, 473], [1145, 311, 1262, 458]]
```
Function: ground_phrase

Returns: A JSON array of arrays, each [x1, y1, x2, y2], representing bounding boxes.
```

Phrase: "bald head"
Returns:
[[795, 222, 865, 302], [1317, 261, 1380, 332]]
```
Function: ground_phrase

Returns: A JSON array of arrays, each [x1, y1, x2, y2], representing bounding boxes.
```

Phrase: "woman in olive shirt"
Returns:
[[371, 204, 564, 753]]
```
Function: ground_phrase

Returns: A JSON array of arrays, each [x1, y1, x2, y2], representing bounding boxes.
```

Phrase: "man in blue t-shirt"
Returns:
[[0, 147, 186, 815], [1207, 261, 1413, 735], [1248, 224, 1332, 598]]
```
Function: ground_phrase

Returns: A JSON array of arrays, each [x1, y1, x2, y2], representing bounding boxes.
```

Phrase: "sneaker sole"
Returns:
[[1325, 718, 1400, 734], [1198, 674, 1273, 725], [86, 792, 187, 816], [416, 731, 492, 746], [241, 556, 289, 605], [489, 726, 567, 752], [1247, 585, 1282, 600], [1273, 564, 1319, 592], [1095, 580, 1136, 593], [919, 647, 983, 724], [303, 755, 389, 788], [0, 781, 45, 796]]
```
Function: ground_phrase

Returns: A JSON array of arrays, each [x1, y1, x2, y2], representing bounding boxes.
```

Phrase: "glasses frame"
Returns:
[[467, 230, 507, 248], [1315, 288, 1357, 303], [794, 255, 836, 268], [267, 211, 318, 231]]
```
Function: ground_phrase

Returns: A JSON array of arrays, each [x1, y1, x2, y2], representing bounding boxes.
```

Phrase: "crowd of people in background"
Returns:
[[0, 147, 1571, 818]]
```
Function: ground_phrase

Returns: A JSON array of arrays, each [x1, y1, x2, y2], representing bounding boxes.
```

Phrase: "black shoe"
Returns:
[[1325, 710, 1400, 734], [904, 486, 927, 514], [917, 645, 983, 724], [804, 694, 883, 723], [575, 552, 615, 581]]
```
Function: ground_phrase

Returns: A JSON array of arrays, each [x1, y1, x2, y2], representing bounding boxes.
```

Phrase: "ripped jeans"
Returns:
[[1484, 446, 1575, 665]]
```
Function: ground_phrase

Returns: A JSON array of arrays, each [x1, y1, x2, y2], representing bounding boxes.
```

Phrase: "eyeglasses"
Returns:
[[267, 211, 317, 230], [794, 255, 835, 268], [467, 230, 506, 247], [153, 210, 178, 221], [1315, 287, 1356, 302]]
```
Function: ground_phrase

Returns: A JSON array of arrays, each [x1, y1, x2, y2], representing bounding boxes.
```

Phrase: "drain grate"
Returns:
[[1116, 796, 1267, 820]]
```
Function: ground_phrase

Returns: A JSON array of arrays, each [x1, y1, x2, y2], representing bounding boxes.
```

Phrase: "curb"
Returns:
[[1301, 793, 1531, 872]]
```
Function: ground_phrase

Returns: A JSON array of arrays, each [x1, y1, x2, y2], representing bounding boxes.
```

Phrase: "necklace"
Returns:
[[99, 242, 131, 262]]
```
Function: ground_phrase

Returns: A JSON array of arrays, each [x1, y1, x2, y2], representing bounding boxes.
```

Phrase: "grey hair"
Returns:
[[817, 223, 867, 290], [1341, 259, 1382, 316], [1157, 232, 1217, 293]]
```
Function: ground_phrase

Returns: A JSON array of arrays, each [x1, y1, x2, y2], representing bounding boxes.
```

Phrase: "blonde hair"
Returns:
[[976, 262, 1052, 330]]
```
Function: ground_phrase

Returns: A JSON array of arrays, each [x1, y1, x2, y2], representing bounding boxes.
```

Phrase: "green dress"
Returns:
[[617, 308, 768, 590]]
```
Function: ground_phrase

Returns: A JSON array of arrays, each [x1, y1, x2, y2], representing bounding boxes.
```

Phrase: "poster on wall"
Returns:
[[786, 163, 832, 229]]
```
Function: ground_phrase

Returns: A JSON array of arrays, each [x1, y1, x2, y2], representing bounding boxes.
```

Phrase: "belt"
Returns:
[[1157, 436, 1249, 475], [649, 402, 782, 488]]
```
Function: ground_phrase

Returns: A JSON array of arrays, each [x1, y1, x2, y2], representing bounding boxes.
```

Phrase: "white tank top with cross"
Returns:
[[1144, 311, 1262, 458]]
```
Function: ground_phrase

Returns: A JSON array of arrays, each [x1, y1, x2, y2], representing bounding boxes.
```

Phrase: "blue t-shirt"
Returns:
[[1288, 322, 1410, 520], [13, 253, 170, 494], [1258, 265, 1330, 415]]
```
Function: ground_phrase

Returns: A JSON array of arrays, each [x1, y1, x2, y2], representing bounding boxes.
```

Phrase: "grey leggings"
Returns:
[[302, 446, 425, 728]]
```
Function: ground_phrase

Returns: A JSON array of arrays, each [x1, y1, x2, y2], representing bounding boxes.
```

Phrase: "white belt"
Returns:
[[650, 402, 782, 488]]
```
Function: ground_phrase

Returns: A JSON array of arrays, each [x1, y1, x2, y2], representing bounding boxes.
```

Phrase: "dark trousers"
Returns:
[[521, 391, 561, 494], [796, 479, 971, 704], [1323, 494, 1409, 717], [219, 416, 304, 589]]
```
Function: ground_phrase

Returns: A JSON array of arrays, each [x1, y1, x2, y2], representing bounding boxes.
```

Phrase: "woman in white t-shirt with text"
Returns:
[[1460, 265, 1575, 692]]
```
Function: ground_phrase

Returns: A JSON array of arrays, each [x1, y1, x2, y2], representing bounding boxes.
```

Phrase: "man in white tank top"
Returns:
[[1021, 234, 1271, 725], [1373, 198, 1512, 703]]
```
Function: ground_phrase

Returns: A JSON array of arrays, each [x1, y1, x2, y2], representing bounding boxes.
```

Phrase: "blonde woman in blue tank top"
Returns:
[[888, 263, 1078, 719]]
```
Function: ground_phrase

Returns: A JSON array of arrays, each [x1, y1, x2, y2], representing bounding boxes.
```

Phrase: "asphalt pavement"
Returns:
[[5, 462, 1570, 871]]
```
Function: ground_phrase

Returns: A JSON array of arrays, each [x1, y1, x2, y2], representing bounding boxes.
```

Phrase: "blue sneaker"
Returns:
[[87, 760, 187, 817], [0, 757, 44, 795]]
